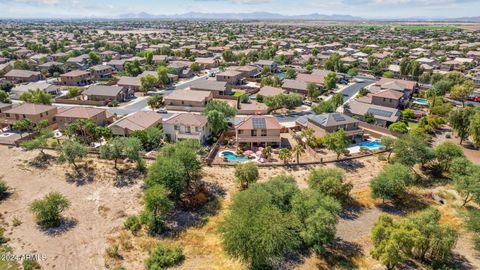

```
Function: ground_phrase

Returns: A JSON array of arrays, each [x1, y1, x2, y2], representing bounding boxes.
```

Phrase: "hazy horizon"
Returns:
[[0, 0, 479, 19]]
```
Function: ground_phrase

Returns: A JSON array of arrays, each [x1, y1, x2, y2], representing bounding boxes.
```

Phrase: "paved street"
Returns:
[[106, 74, 208, 115]]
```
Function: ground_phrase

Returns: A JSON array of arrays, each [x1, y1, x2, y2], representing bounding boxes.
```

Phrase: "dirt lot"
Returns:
[[0, 147, 143, 270], [1, 144, 479, 270]]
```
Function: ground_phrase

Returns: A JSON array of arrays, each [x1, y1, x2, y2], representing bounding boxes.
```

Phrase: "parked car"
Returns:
[[157, 108, 168, 114]]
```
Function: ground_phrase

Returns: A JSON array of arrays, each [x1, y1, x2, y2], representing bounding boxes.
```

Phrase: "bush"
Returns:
[[22, 259, 41, 270], [29, 192, 70, 228], [124, 215, 141, 234], [106, 244, 122, 259], [145, 245, 184, 270], [0, 179, 8, 199]]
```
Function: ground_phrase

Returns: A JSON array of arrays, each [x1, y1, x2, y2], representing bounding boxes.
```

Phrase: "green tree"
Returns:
[[124, 59, 143, 77], [324, 129, 349, 159], [291, 190, 341, 253], [323, 72, 337, 91], [278, 148, 292, 164], [307, 167, 352, 202], [388, 122, 408, 134], [99, 137, 126, 170], [206, 110, 227, 135], [66, 86, 82, 98], [131, 127, 163, 151], [402, 109, 416, 121], [234, 162, 259, 189], [190, 62, 201, 72], [370, 163, 414, 203], [143, 185, 174, 233], [306, 82, 320, 101], [140, 74, 158, 92], [19, 89, 52, 104], [145, 157, 187, 200], [450, 80, 475, 107], [21, 128, 54, 159], [12, 119, 33, 138], [157, 66, 170, 87], [0, 89, 10, 103], [449, 107, 474, 144], [123, 137, 145, 171], [434, 141, 464, 172], [291, 144, 305, 164], [57, 139, 87, 171], [380, 136, 396, 161], [147, 94, 163, 111], [145, 51, 154, 66], [468, 112, 480, 148], [88, 51, 100, 65], [219, 183, 301, 269], [29, 192, 70, 228], [450, 157, 480, 206], [330, 93, 344, 109], [285, 68, 296, 79]]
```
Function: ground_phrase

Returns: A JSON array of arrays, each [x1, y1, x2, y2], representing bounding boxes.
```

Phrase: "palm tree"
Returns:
[[278, 148, 292, 165], [291, 144, 305, 164]]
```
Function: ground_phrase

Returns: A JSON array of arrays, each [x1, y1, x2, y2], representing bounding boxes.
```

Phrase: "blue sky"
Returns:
[[0, 0, 479, 19]]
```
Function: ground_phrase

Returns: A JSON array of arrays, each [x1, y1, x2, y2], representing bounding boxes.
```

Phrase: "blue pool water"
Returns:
[[276, 73, 286, 80], [413, 98, 428, 105], [355, 140, 384, 150], [222, 151, 249, 162]]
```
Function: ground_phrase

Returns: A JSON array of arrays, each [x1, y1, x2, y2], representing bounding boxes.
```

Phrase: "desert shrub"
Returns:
[[124, 215, 141, 234], [145, 245, 184, 270]]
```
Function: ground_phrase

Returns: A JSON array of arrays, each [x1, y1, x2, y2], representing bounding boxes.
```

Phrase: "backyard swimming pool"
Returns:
[[413, 98, 429, 105], [355, 139, 384, 150], [222, 151, 249, 162]]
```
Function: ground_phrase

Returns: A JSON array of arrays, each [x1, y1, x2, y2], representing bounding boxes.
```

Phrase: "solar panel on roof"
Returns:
[[252, 118, 266, 129], [332, 113, 346, 122], [367, 108, 393, 118]]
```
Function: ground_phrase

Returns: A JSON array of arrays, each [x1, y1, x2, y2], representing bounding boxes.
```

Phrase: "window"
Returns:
[[238, 130, 243, 134], [251, 130, 257, 136], [174, 125, 179, 131], [261, 129, 267, 136], [195, 127, 200, 132]]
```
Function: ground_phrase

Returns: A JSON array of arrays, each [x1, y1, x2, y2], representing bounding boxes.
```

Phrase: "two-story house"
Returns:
[[296, 113, 363, 139], [163, 113, 211, 144], [235, 116, 282, 147]]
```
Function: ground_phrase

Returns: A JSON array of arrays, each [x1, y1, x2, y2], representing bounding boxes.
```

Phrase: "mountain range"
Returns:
[[118, 12, 364, 21], [117, 12, 480, 22]]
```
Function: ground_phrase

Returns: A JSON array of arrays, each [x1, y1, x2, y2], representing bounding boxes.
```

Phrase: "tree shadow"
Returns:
[[448, 252, 476, 270], [64, 165, 95, 186], [321, 238, 364, 270], [114, 169, 143, 188], [161, 188, 222, 238], [39, 217, 78, 236], [27, 153, 55, 169], [335, 159, 365, 172], [340, 200, 366, 220]]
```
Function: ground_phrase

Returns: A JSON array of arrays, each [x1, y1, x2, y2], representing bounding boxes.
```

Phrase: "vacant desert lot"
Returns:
[[0, 147, 143, 270], [1, 145, 479, 270]]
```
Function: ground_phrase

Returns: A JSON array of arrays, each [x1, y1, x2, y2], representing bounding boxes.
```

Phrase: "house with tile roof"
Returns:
[[163, 113, 210, 143]]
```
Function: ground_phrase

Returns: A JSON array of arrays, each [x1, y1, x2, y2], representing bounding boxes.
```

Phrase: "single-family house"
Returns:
[[234, 116, 282, 147], [164, 89, 213, 111], [82, 85, 128, 103], [190, 80, 231, 96], [216, 70, 243, 85], [1, 103, 57, 127], [163, 113, 211, 144], [296, 113, 363, 139], [110, 111, 163, 136], [60, 70, 92, 86], [4, 69, 42, 83], [55, 107, 113, 130]]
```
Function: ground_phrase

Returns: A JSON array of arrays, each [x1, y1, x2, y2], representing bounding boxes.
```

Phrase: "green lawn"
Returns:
[[232, 91, 245, 97], [407, 121, 419, 130]]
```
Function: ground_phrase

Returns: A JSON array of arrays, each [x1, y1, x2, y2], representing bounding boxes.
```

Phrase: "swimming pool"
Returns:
[[222, 151, 249, 162], [355, 140, 384, 150], [413, 98, 429, 105], [275, 73, 285, 80]]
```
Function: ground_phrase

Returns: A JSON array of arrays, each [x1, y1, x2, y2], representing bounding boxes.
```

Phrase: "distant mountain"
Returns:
[[118, 12, 364, 21]]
